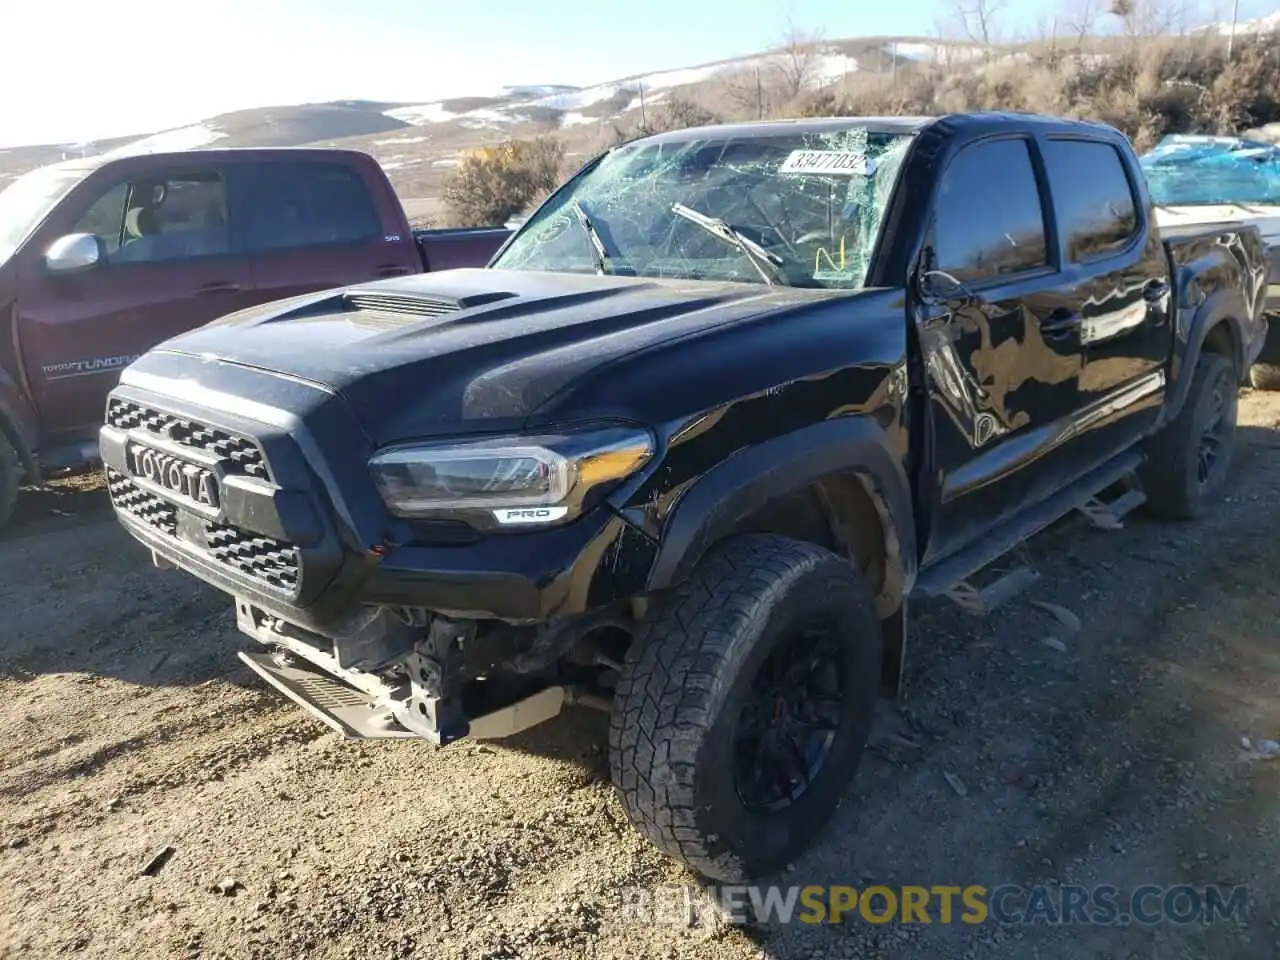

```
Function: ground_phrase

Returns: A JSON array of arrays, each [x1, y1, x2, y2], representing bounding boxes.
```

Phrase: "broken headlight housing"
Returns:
[[369, 425, 654, 528]]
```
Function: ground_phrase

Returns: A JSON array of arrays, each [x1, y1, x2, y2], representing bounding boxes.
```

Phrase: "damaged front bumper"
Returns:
[[100, 366, 646, 747], [232, 600, 615, 744], [237, 649, 576, 743]]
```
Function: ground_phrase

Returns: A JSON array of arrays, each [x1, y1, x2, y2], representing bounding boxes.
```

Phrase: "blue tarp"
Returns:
[[1140, 134, 1280, 206]]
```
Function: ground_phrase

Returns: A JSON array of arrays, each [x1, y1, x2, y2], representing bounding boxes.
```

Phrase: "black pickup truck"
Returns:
[[101, 112, 1269, 883]]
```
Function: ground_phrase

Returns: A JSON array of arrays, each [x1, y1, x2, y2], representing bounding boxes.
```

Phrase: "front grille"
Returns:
[[106, 468, 177, 536], [106, 399, 269, 480], [108, 470, 300, 594], [343, 292, 462, 325], [206, 523, 300, 592]]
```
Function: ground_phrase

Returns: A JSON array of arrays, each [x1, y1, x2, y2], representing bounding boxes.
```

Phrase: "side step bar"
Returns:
[[913, 448, 1144, 604], [239, 650, 581, 743]]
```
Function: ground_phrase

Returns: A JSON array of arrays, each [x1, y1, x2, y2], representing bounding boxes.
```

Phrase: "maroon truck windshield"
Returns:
[[0, 162, 92, 264]]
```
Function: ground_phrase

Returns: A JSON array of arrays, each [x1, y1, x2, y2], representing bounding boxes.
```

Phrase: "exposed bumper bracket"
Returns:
[[237, 649, 579, 744]]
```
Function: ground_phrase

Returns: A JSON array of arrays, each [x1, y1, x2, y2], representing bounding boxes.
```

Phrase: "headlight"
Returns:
[[369, 425, 654, 527]]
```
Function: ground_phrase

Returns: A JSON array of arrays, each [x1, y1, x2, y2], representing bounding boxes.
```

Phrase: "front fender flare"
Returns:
[[642, 416, 918, 598]]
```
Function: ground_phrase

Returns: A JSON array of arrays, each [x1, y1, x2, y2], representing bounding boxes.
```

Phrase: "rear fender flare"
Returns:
[[644, 416, 918, 604], [1166, 287, 1247, 424]]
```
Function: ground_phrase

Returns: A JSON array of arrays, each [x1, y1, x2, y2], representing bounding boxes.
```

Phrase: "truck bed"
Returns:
[[1155, 206, 1280, 313], [413, 227, 511, 272]]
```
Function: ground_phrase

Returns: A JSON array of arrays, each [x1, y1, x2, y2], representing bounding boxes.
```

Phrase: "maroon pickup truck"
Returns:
[[0, 147, 510, 526]]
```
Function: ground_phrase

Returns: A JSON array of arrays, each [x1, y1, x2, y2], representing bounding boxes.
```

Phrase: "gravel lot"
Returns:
[[3, 391, 1280, 960]]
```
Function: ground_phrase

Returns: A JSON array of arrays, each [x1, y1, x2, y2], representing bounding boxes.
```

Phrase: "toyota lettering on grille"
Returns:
[[126, 443, 220, 509]]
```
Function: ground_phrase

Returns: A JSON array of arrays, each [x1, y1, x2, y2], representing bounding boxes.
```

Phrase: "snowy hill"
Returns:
[[1195, 9, 1280, 34], [385, 44, 877, 133]]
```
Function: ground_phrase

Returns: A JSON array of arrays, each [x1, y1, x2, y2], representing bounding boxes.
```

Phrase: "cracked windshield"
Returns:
[[494, 127, 915, 288]]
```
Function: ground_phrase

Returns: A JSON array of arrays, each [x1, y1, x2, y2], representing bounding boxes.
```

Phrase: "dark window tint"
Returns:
[[1042, 139, 1138, 262], [244, 162, 381, 251], [74, 170, 229, 264], [934, 138, 1048, 282]]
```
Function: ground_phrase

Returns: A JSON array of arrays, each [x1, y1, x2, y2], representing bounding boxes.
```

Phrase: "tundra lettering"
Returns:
[[41, 355, 141, 380]]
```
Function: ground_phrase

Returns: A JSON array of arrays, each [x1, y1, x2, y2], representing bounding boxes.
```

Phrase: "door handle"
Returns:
[[198, 281, 243, 295], [1142, 278, 1170, 303], [375, 264, 412, 278], [1040, 308, 1081, 338]]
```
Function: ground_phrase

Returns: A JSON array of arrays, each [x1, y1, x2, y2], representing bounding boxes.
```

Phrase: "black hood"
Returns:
[[157, 268, 846, 443]]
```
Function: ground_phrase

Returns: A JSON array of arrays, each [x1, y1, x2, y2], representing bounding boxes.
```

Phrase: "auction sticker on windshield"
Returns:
[[779, 150, 876, 176]]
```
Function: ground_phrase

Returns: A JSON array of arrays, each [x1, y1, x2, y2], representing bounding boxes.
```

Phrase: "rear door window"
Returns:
[[241, 162, 382, 251], [933, 138, 1049, 283], [1042, 139, 1140, 262]]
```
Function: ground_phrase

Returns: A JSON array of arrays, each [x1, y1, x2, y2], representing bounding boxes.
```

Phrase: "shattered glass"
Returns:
[[1140, 134, 1280, 206], [493, 127, 917, 289]]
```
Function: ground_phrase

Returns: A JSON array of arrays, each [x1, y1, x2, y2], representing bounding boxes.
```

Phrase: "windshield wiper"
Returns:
[[569, 199, 612, 275], [671, 202, 788, 286]]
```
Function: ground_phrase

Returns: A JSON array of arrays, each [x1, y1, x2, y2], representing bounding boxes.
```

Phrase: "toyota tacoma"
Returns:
[[101, 112, 1269, 882]]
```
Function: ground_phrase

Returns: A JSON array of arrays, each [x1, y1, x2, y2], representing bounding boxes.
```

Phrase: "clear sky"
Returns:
[[1, 0, 1272, 148]]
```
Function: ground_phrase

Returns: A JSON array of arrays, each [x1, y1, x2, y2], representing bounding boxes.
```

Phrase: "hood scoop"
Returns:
[[343, 291, 465, 328], [341, 288, 520, 330]]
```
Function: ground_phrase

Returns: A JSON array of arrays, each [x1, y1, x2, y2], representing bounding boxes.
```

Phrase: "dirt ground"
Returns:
[[3, 392, 1280, 960]]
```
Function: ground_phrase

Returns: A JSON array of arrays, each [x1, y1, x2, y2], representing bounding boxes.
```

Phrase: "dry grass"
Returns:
[[792, 30, 1280, 151], [441, 29, 1280, 223]]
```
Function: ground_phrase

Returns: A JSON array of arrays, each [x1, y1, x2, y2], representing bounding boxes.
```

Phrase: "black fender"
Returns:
[[643, 415, 918, 600], [1165, 285, 1249, 425]]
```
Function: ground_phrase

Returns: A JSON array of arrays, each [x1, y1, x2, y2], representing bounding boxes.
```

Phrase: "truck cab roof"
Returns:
[[624, 111, 1127, 148]]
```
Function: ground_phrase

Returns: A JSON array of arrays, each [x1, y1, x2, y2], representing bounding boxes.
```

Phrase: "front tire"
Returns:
[[1141, 351, 1238, 520], [0, 433, 19, 531], [608, 534, 882, 882]]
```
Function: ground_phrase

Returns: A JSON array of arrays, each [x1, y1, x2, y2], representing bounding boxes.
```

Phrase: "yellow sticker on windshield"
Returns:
[[779, 151, 875, 176]]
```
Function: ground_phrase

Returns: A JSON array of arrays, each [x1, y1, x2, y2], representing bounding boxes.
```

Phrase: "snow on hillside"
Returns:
[[890, 41, 984, 63], [372, 135, 429, 146], [385, 102, 458, 125], [1196, 9, 1280, 34], [387, 48, 860, 133], [457, 108, 523, 130], [496, 84, 579, 99], [101, 123, 226, 158]]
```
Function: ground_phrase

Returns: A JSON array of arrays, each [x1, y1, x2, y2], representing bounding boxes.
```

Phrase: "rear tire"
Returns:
[[1141, 351, 1237, 520], [608, 533, 882, 882], [1248, 362, 1280, 391], [0, 432, 19, 531]]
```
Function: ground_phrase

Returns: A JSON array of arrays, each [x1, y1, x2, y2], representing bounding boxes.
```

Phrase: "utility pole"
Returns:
[[755, 65, 764, 119], [1227, 0, 1241, 61], [638, 81, 647, 129]]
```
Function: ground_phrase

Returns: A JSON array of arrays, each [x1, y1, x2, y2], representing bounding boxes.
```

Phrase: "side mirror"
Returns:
[[916, 267, 971, 305], [44, 233, 103, 275]]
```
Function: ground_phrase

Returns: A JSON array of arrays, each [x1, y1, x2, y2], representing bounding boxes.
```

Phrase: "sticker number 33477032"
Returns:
[[779, 150, 876, 176]]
